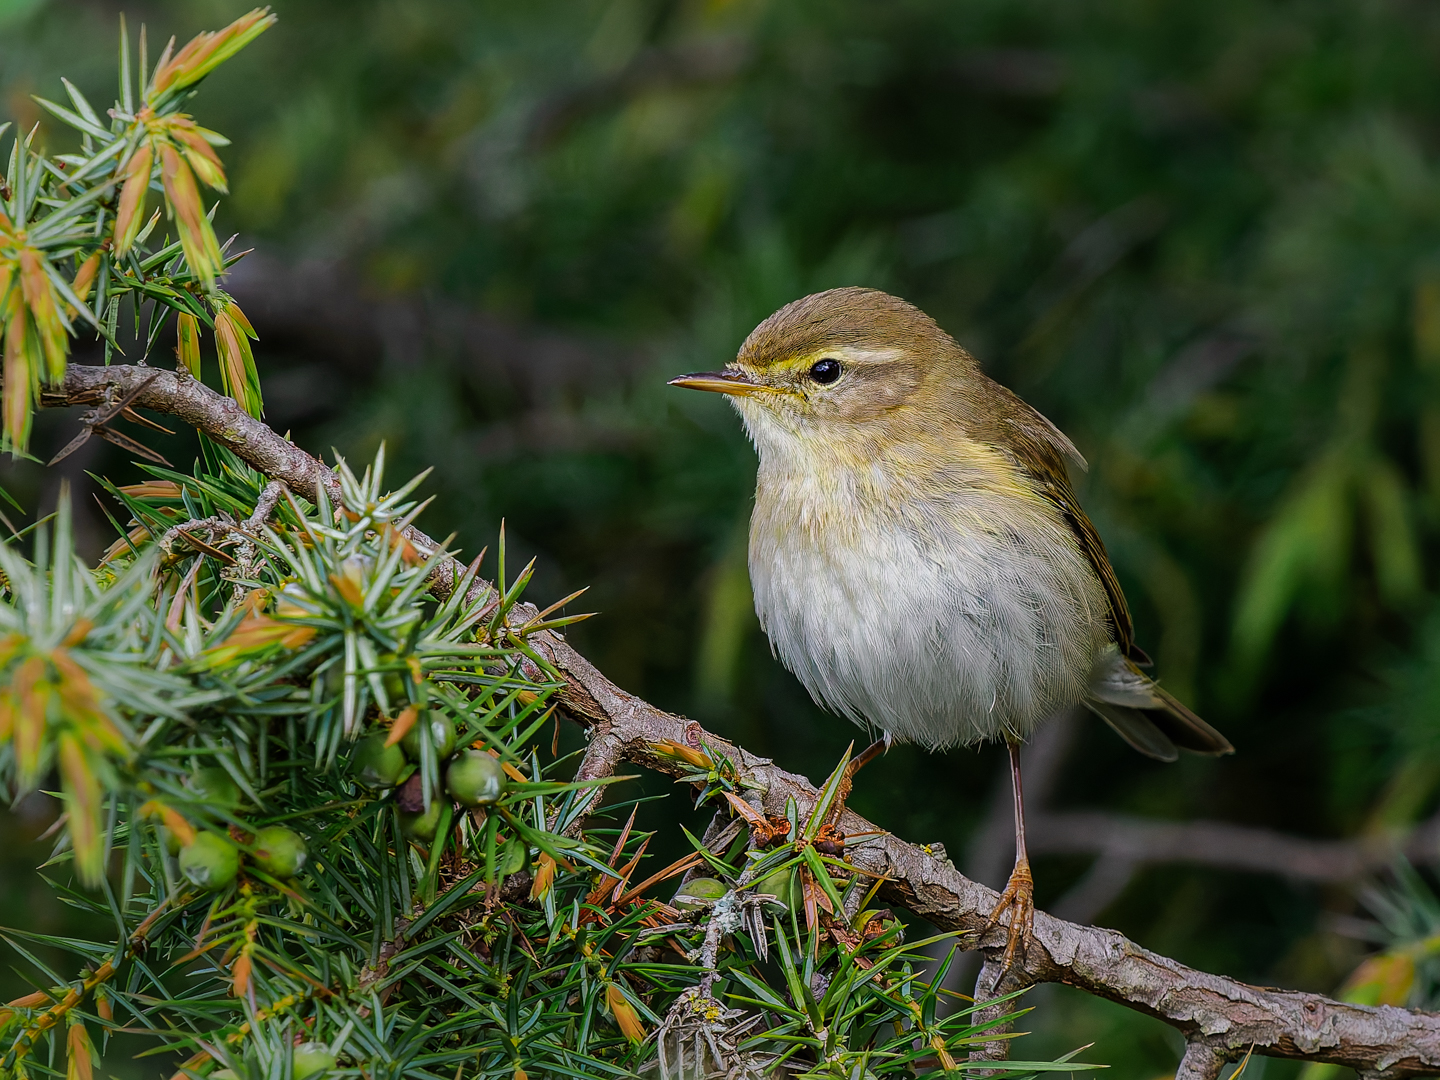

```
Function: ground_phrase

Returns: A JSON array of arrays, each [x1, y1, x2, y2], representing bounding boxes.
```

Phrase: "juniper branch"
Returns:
[[36, 361, 1440, 1077]]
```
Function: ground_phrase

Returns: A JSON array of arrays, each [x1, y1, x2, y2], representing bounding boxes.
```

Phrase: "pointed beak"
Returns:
[[667, 369, 767, 397]]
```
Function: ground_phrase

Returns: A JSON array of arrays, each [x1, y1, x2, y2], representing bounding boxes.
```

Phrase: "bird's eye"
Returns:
[[808, 359, 842, 385]]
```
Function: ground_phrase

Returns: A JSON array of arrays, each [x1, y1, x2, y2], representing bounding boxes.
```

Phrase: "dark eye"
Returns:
[[808, 358, 842, 384]]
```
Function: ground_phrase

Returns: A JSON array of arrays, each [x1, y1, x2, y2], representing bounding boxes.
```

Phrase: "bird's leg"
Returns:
[[822, 732, 892, 832], [986, 738, 1035, 969]]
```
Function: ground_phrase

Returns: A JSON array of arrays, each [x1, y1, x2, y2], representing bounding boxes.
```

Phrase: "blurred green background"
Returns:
[[11, 0, 1440, 1075]]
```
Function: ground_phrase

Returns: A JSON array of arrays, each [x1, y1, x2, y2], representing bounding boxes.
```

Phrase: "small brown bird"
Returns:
[[670, 287, 1232, 964]]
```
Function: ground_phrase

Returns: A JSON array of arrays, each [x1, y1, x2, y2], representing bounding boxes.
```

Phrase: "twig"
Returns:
[[242, 480, 286, 531], [35, 361, 1440, 1077], [1028, 810, 1427, 886], [1177, 1041, 1227, 1080], [159, 514, 238, 558], [3, 898, 170, 1068]]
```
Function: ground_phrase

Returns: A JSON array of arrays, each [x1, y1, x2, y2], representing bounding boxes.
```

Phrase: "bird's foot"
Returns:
[[985, 857, 1035, 970]]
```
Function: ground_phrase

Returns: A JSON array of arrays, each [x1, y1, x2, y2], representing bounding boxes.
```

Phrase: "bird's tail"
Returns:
[[1085, 650, 1233, 762]]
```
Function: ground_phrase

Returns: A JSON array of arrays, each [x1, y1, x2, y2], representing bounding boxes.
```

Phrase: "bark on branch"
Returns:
[[39, 362, 1440, 1077]]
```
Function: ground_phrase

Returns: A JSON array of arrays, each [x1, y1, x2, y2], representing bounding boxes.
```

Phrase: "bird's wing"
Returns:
[[1032, 469, 1142, 661], [975, 379, 1234, 758], [979, 383, 1141, 659]]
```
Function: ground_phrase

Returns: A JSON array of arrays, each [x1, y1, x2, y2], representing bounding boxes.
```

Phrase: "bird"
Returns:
[[668, 286, 1233, 967]]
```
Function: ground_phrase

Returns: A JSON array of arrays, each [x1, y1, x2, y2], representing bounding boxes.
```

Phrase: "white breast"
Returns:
[[746, 445, 1110, 750]]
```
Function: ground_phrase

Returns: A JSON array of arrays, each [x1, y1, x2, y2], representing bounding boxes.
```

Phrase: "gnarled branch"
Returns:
[[37, 362, 1440, 1077]]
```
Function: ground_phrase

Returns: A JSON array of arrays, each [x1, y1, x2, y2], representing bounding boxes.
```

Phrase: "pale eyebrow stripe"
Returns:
[[816, 346, 908, 365]]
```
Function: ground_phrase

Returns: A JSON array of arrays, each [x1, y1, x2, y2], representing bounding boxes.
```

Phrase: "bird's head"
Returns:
[[668, 287, 978, 462]]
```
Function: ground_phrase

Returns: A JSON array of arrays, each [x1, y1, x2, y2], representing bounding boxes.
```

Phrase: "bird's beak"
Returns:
[[667, 368, 767, 397]]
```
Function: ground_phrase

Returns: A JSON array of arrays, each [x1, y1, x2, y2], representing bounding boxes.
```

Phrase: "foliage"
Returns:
[[0, 9, 273, 452], [0, 14, 1088, 1079], [14, 0, 1440, 1072], [0, 437, 1089, 1080]]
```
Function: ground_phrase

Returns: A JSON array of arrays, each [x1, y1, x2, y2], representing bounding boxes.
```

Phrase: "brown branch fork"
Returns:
[[39, 363, 1440, 1078]]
